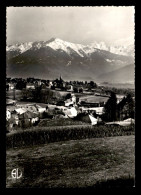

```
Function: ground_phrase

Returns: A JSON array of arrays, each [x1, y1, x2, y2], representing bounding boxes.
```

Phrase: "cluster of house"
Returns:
[[6, 101, 47, 130], [6, 91, 105, 132], [6, 76, 99, 94], [6, 76, 134, 132]]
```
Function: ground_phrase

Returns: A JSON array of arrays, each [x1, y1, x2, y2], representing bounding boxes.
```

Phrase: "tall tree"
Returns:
[[125, 93, 135, 119], [117, 93, 135, 120], [103, 92, 117, 122]]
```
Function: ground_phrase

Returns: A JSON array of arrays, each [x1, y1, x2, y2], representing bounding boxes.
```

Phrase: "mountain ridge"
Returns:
[[7, 38, 134, 57], [6, 38, 134, 82], [97, 64, 134, 83]]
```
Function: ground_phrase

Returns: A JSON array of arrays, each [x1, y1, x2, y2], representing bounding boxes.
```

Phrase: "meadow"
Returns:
[[6, 135, 135, 188], [79, 95, 109, 103]]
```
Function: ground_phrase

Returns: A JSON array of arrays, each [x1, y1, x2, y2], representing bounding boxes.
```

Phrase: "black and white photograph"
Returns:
[[6, 6, 135, 188]]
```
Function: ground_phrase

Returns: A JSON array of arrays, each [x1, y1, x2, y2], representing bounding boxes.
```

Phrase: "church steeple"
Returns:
[[60, 75, 63, 81]]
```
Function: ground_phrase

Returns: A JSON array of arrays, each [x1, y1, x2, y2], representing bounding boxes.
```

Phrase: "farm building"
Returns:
[[16, 104, 46, 113], [63, 107, 78, 118], [75, 112, 97, 125], [35, 104, 46, 113], [18, 111, 39, 128], [67, 85, 73, 92], [82, 107, 104, 115], [15, 107, 27, 115], [80, 101, 103, 107]]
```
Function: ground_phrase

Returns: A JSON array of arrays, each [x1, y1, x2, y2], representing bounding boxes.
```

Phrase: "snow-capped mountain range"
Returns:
[[7, 38, 134, 58], [6, 38, 134, 83]]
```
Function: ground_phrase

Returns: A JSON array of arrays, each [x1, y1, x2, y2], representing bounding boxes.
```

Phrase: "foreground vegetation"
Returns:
[[7, 124, 134, 149], [6, 135, 135, 188], [38, 118, 89, 127]]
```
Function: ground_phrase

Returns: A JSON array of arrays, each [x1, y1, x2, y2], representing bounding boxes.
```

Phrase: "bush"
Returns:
[[6, 124, 135, 149]]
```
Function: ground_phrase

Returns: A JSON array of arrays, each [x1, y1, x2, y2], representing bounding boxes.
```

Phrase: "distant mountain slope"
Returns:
[[6, 38, 134, 81], [97, 64, 134, 83], [7, 38, 134, 57]]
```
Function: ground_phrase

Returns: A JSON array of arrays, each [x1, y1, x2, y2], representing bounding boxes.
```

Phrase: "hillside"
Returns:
[[97, 64, 134, 83], [6, 38, 134, 82]]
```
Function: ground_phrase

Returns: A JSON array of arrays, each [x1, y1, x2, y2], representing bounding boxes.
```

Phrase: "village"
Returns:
[[6, 76, 135, 132], [5, 6, 135, 188]]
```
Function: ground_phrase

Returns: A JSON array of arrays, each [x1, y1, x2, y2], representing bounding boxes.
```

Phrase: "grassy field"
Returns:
[[99, 82, 135, 89], [6, 135, 135, 188], [79, 95, 109, 103]]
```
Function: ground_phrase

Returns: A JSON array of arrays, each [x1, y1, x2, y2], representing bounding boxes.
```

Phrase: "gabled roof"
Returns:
[[26, 105, 38, 112], [15, 108, 27, 115], [18, 110, 38, 119], [6, 99, 17, 105], [64, 107, 77, 118]]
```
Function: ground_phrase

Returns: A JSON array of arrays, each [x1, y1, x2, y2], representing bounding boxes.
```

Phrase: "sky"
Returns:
[[6, 6, 135, 46]]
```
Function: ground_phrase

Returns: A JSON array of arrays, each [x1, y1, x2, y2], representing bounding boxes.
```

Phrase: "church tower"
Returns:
[[60, 75, 63, 81]]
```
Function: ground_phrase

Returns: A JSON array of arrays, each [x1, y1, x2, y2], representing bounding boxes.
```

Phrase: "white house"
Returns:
[[89, 114, 97, 125], [31, 116, 39, 124], [35, 105, 46, 113], [49, 81, 53, 88], [26, 83, 35, 90], [8, 83, 15, 90], [6, 110, 11, 121], [71, 94, 76, 105], [67, 85, 73, 92], [15, 107, 27, 115], [65, 94, 76, 107], [81, 107, 104, 115], [64, 107, 77, 118], [65, 99, 74, 107]]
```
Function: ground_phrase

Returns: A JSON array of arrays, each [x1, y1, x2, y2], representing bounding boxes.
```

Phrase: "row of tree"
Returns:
[[22, 87, 62, 104], [102, 92, 135, 122]]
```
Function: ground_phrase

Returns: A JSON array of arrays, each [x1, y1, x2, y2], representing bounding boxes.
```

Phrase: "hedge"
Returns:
[[6, 124, 135, 149]]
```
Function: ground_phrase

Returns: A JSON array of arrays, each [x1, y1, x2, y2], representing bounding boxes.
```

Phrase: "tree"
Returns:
[[103, 92, 117, 122], [16, 80, 26, 90], [117, 96, 126, 120], [79, 88, 83, 93], [90, 81, 97, 88], [65, 93, 71, 100], [51, 85, 55, 90], [117, 93, 135, 120], [73, 87, 78, 93], [6, 84, 9, 91], [125, 93, 135, 119]]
